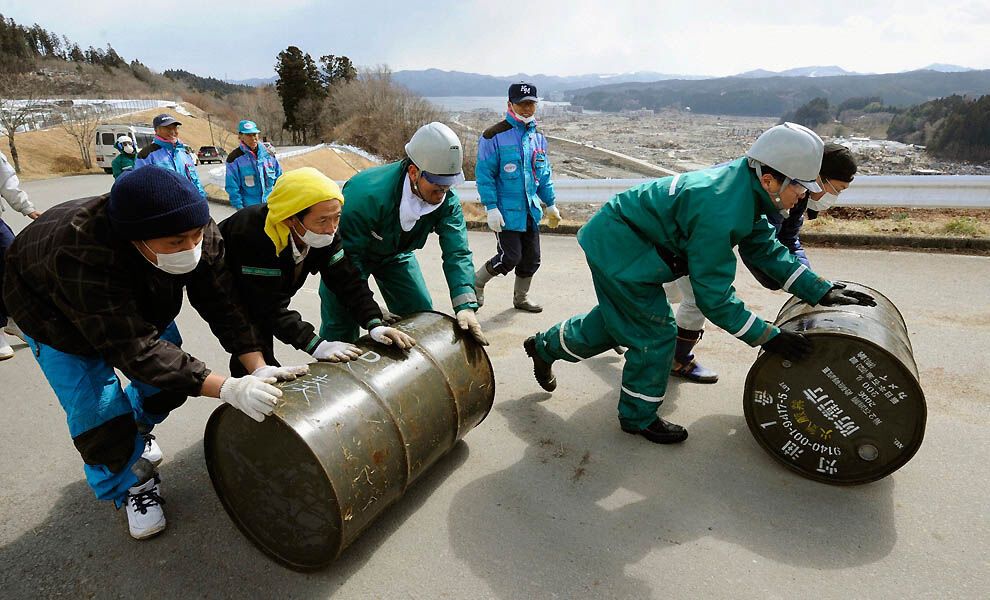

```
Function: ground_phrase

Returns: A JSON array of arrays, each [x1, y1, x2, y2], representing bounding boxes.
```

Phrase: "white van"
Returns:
[[95, 124, 155, 174]]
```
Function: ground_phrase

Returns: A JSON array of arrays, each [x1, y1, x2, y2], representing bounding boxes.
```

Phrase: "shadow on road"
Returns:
[[0, 437, 470, 597], [447, 389, 897, 598]]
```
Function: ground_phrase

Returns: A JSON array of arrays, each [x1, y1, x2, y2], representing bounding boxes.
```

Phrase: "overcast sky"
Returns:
[[3, 1, 989, 81]]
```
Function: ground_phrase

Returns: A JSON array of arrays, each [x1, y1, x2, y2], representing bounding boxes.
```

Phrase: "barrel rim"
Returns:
[[204, 404, 343, 571]]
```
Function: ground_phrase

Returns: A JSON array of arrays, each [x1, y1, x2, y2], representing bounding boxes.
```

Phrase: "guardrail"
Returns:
[[453, 175, 990, 209]]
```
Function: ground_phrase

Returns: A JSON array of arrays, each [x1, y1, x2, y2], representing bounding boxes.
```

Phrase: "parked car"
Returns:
[[197, 146, 227, 164], [94, 124, 154, 174]]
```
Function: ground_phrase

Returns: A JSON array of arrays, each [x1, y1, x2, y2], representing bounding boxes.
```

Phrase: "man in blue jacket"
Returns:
[[473, 82, 561, 313], [135, 114, 205, 198], [225, 119, 283, 209]]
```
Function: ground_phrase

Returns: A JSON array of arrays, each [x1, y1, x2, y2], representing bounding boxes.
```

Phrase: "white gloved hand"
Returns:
[[455, 309, 489, 346], [220, 375, 283, 423], [370, 325, 417, 349], [545, 205, 561, 228], [312, 340, 362, 362], [252, 364, 310, 381], [486, 208, 505, 233]]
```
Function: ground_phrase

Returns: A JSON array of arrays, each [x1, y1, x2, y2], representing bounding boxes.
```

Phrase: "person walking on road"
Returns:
[[111, 135, 137, 179], [225, 119, 283, 209], [0, 148, 41, 360], [220, 167, 416, 372], [2, 166, 308, 539], [318, 122, 488, 346], [135, 113, 206, 198], [473, 82, 561, 313], [522, 123, 876, 445]]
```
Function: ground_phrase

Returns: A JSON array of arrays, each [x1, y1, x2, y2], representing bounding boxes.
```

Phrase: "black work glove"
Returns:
[[762, 331, 814, 361], [819, 283, 877, 307], [379, 306, 402, 325]]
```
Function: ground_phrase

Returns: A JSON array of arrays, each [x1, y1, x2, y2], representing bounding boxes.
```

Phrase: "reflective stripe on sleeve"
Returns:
[[782, 264, 808, 293], [732, 313, 758, 339]]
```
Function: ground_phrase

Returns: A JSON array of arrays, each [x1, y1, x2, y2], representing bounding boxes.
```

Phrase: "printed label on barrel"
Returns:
[[745, 339, 925, 485]]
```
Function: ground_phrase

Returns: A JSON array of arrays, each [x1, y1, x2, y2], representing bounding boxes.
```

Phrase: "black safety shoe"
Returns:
[[621, 418, 688, 444], [523, 336, 556, 392]]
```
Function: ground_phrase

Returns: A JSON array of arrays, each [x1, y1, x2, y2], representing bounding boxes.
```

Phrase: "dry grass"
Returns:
[[3, 102, 233, 181]]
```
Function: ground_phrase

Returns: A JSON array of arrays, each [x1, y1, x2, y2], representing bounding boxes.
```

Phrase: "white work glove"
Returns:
[[486, 208, 505, 233], [456, 309, 489, 346], [312, 340, 362, 362], [220, 375, 283, 423], [545, 205, 561, 228], [369, 325, 417, 350], [252, 364, 309, 381]]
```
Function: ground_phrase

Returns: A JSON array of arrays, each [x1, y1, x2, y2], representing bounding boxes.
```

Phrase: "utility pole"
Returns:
[[207, 113, 216, 147]]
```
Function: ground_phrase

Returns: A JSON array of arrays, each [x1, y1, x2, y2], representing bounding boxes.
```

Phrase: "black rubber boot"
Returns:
[[523, 336, 556, 392], [622, 417, 688, 444], [670, 328, 719, 384]]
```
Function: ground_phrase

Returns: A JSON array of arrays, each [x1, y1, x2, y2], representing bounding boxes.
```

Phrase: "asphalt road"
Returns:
[[1, 174, 988, 599]]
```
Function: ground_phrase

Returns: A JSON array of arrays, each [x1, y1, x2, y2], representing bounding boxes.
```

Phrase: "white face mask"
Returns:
[[122, 144, 134, 154], [142, 240, 202, 275], [297, 223, 335, 248], [807, 193, 838, 212], [517, 114, 536, 124]]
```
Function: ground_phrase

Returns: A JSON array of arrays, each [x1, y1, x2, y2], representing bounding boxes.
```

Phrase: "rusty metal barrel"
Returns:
[[743, 281, 926, 485], [204, 311, 495, 570]]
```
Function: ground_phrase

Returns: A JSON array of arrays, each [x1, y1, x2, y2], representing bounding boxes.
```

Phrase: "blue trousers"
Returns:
[[0, 218, 14, 327], [25, 322, 186, 504], [487, 216, 541, 278]]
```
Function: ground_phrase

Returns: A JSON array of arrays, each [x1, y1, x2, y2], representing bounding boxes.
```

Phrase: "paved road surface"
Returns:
[[1, 174, 988, 599]]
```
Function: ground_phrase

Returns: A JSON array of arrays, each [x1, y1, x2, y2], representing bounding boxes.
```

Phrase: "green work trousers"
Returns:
[[532, 211, 678, 430], [320, 251, 433, 342]]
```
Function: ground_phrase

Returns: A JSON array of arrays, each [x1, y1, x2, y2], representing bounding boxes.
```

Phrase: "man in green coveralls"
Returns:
[[523, 123, 876, 444], [319, 122, 487, 346]]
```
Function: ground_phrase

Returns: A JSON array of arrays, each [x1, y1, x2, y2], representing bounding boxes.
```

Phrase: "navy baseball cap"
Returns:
[[508, 82, 538, 103], [153, 114, 181, 128]]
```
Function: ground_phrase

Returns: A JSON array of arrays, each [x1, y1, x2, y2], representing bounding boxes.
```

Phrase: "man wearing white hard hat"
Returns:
[[318, 122, 488, 346], [522, 123, 875, 445]]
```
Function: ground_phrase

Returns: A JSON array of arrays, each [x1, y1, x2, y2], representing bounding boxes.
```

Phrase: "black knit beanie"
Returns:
[[108, 165, 210, 240], [821, 143, 857, 182]]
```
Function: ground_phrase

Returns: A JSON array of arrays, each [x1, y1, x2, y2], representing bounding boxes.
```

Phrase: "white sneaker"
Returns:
[[0, 332, 12, 361], [3, 320, 24, 341], [125, 474, 166, 539], [141, 433, 163, 467]]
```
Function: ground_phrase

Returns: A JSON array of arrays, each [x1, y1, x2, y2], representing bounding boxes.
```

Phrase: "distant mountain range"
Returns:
[[566, 68, 990, 116]]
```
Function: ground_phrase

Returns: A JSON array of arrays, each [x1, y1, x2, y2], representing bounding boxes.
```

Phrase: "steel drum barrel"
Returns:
[[744, 281, 926, 485], [204, 312, 495, 570]]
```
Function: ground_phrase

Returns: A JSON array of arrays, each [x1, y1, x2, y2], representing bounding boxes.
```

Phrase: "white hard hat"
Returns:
[[116, 135, 134, 144], [404, 122, 464, 186], [746, 122, 824, 192]]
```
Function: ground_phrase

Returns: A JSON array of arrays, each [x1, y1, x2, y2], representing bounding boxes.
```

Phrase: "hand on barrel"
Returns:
[[456, 308, 489, 346], [220, 375, 283, 422], [312, 340, 362, 362], [252, 364, 310, 381], [379, 306, 402, 325], [819, 283, 877, 307], [370, 326, 416, 350], [762, 330, 814, 362]]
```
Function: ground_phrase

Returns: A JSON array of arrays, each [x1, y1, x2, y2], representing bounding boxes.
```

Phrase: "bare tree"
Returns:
[[0, 74, 49, 173], [248, 86, 286, 145], [59, 104, 108, 169]]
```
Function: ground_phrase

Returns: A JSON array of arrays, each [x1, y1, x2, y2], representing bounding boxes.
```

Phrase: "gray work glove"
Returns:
[[369, 326, 417, 350], [220, 375, 283, 422], [456, 309, 489, 346], [762, 331, 814, 362], [819, 283, 877, 307]]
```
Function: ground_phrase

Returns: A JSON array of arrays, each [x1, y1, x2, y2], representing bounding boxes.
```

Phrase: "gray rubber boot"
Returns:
[[474, 263, 496, 308], [513, 276, 543, 313]]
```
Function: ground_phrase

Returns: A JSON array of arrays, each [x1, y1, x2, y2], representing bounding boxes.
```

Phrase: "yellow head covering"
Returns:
[[263, 167, 344, 254]]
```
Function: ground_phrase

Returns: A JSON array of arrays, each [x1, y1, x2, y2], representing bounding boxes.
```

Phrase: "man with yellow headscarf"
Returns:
[[219, 167, 415, 373]]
